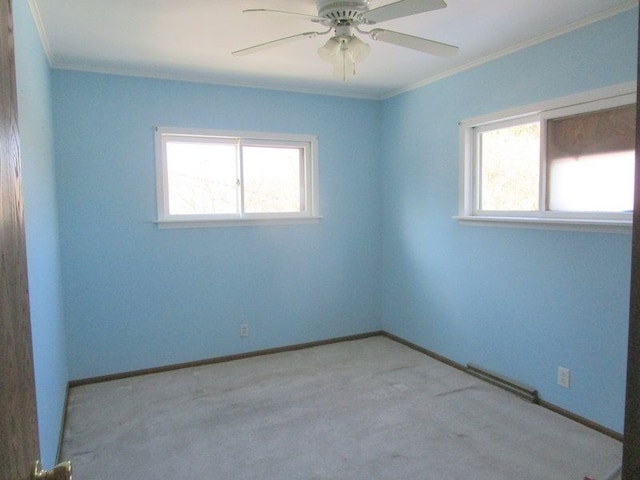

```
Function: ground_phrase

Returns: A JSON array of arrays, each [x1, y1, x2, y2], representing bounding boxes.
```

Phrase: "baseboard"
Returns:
[[381, 331, 467, 371], [69, 331, 385, 387], [537, 399, 623, 442], [66, 329, 623, 443], [381, 331, 623, 442]]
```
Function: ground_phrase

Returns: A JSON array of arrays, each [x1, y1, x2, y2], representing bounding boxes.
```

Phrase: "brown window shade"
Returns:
[[547, 104, 636, 160]]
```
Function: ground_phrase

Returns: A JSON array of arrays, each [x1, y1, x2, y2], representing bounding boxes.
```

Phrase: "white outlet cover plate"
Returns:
[[557, 366, 571, 388]]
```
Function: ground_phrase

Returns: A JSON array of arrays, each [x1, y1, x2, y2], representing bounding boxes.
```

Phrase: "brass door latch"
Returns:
[[32, 460, 72, 480]]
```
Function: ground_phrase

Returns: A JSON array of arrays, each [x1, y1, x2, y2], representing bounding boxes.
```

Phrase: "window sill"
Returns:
[[453, 215, 632, 234], [155, 216, 322, 229]]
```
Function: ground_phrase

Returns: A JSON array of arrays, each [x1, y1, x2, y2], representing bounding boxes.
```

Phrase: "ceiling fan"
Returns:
[[232, 0, 458, 81]]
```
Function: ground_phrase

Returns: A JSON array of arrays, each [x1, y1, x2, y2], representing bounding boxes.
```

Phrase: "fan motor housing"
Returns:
[[317, 0, 370, 23]]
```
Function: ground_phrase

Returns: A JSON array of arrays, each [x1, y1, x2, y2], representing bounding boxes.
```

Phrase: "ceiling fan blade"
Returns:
[[243, 9, 326, 24], [369, 28, 458, 58], [362, 0, 447, 24], [232, 32, 321, 56]]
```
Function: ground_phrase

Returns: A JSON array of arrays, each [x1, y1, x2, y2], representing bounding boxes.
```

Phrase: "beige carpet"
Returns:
[[60, 336, 622, 479]]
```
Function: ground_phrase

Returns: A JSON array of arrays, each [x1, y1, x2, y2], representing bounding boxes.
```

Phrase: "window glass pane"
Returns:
[[166, 141, 238, 215], [548, 150, 634, 212], [479, 122, 540, 211], [242, 146, 303, 213], [547, 105, 635, 212]]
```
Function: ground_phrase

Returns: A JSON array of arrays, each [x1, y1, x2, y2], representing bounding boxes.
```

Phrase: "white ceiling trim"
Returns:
[[382, 0, 640, 100], [24, 0, 53, 67], [48, 61, 381, 100]]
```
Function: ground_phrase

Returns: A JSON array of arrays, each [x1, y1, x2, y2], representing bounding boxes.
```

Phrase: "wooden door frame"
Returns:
[[0, 0, 40, 479], [622, 7, 640, 479]]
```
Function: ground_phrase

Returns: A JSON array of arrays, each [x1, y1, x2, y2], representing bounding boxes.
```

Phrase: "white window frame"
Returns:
[[155, 127, 320, 228], [456, 82, 636, 234]]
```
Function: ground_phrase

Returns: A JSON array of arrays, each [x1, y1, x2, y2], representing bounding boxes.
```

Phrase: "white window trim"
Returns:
[[155, 127, 320, 228], [456, 82, 637, 234]]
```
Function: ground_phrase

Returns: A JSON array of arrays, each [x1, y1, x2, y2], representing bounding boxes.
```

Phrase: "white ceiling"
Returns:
[[29, 0, 637, 99]]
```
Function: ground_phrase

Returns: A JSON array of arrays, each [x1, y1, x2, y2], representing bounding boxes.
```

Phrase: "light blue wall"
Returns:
[[14, 0, 69, 468], [52, 72, 383, 380], [381, 8, 638, 433]]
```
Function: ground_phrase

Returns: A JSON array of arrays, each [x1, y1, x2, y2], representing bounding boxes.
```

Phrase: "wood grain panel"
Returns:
[[0, 0, 40, 479], [622, 8, 640, 479]]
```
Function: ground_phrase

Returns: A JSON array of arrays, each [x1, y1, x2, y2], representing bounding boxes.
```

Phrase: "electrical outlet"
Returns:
[[240, 324, 249, 338], [557, 366, 570, 388]]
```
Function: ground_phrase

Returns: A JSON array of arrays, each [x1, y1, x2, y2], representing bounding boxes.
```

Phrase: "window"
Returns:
[[155, 128, 319, 227], [458, 83, 636, 232]]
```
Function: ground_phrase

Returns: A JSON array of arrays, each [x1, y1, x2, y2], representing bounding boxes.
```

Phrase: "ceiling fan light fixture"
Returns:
[[346, 35, 370, 63], [318, 37, 342, 63], [318, 35, 370, 80]]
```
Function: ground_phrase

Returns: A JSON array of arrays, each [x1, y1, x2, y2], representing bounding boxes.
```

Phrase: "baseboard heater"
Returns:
[[466, 363, 539, 403]]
